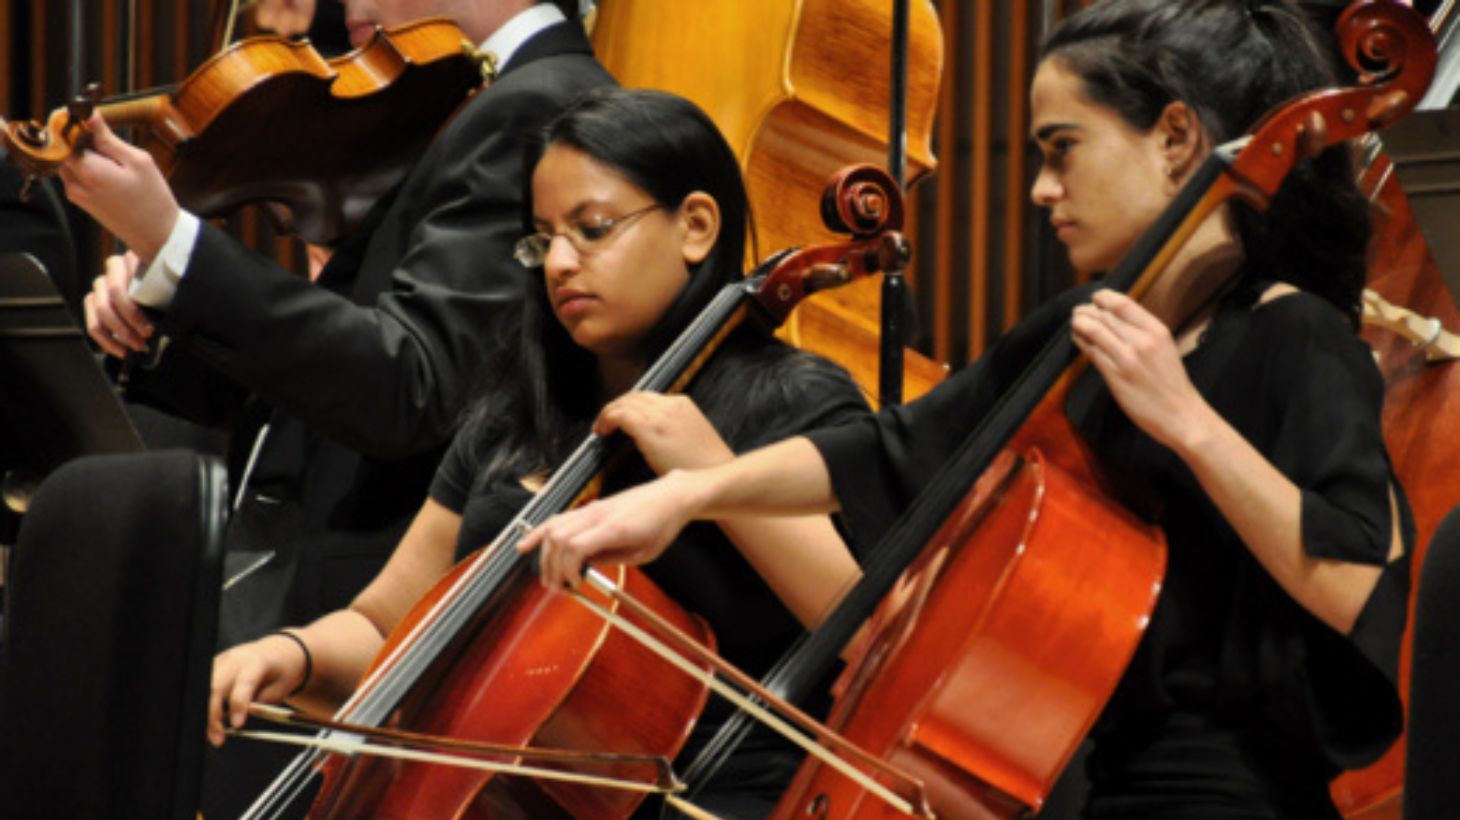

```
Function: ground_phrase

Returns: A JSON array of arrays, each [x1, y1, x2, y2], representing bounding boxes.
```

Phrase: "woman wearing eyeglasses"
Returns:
[[206, 87, 870, 815]]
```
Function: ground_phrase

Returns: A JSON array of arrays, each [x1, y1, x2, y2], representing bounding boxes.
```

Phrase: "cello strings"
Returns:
[[349, 281, 751, 719]]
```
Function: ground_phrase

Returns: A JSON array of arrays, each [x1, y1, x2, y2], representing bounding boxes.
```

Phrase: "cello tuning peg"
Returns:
[[1296, 111, 1328, 158], [804, 263, 851, 293], [1365, 89, 1413, 130]]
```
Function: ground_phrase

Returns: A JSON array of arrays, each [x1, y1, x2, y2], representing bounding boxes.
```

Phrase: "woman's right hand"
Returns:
[[207, 632, 311, 747]]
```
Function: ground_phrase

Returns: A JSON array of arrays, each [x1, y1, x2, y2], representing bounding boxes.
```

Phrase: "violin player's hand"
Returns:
[[254, 0, 317, 38], [57, 114, 179, 263], [84, 252, 153, 358], [517, 470, 708, 592], [1071, 289, 1218, 452], [593, 392, 734, 474], [207, 633, 311, 747]]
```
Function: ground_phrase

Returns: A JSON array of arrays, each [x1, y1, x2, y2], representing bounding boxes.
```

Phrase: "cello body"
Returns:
[[310, 558, 712, 819], [772, 389, 1165, 819]]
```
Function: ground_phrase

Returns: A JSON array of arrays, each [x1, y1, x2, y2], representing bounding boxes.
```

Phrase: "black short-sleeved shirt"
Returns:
[[807, 281, 1409, 813], [430, 328, 871, 749]]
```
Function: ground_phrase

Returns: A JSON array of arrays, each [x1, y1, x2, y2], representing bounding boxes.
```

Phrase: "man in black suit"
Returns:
[[62, 0, 612, 639], [57, 5, 613, 807]]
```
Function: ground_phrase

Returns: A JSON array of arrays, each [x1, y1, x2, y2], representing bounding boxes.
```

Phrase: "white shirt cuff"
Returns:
[[129, 211, 201, 309]]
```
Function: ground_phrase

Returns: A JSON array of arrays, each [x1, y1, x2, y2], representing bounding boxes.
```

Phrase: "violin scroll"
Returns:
[[2, 83, 103, 198]]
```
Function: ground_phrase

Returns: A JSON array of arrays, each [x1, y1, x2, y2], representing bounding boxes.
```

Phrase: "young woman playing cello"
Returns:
[[208, 87, 871, 815], [522, 2, 1412, 816]]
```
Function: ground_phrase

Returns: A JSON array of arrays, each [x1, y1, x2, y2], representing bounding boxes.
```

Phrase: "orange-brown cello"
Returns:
[[1, 17, 485, 245], [239, 166, 914, 820], [751, 3, 1437, 817]]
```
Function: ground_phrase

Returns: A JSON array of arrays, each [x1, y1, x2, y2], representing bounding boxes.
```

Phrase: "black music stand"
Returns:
[[1381, 107, 1460, 309], [0, 252, 142, 513]]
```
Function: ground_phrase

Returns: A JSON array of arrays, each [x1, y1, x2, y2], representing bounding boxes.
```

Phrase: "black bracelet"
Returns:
[[269, 629, 313, 698]]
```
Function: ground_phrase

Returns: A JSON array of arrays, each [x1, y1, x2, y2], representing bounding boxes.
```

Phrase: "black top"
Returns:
[[807, 280, 1409, 814], [430, 329, 872, 734]]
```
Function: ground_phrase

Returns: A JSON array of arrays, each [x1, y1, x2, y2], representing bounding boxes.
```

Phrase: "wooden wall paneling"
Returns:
[[932, 0, 960, 364], [138, 0, 157, 90], [1001, 0, 1030, 334], [920, 0, 1076, 366], [0, 1, 10, 116], [29, 0, 46, 120], [102, 4, 120, 101], [967, 0, 994, 364]]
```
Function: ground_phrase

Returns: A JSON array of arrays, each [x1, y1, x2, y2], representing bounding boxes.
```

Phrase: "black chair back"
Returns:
[[1405, 503, 1460, 820], [0, 450, 227, 820]]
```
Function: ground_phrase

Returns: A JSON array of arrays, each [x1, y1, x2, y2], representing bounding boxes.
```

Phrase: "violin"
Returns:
[[1, 17, 487, 245], [685, 3, 1434, 818], [237, 165, 913, 820]]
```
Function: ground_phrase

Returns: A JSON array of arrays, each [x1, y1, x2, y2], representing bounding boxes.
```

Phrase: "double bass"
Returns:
[[590, 0, 948, 404]]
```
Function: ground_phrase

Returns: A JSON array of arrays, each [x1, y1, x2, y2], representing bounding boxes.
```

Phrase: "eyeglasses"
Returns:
[[514, 203, 661, 268]]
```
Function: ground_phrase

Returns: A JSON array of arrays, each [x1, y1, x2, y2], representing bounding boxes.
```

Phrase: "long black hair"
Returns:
[[1043, 0, 1370, 325], [456, 87, 757, 484]]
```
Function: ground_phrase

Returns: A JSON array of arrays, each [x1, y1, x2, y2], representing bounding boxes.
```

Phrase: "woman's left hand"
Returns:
[[594, 392, 733, 474], [1070, 289, 1215, 452]]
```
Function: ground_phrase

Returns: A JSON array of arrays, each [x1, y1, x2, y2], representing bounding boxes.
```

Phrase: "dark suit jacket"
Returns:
[[122, 21, 616, 644]]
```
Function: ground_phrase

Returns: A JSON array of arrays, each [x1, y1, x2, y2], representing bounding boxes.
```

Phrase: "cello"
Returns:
[[739, 2, 1437, 817], [0, 17, 486, 245], [238, 165, 917, 819]]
